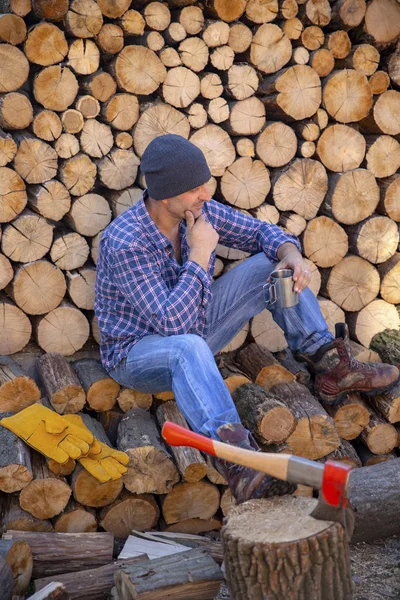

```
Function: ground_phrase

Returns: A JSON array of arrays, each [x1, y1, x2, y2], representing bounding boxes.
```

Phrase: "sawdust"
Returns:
[[214, 536, 400, 599]]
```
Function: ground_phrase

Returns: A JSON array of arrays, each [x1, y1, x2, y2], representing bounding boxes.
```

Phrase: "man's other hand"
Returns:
[[276, 243, 311, 293]]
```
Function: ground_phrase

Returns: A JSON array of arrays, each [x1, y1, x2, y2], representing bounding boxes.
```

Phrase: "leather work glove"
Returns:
[[0, 404, 94, 464], [63, 414, 129, 483]]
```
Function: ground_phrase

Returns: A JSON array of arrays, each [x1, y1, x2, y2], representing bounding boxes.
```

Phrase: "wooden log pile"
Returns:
[[0, 0, 398, 356]]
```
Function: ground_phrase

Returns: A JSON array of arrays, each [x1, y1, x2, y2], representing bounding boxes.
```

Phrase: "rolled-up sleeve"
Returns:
[[205, 200, 302, 261], [110, 246, 212, 336]]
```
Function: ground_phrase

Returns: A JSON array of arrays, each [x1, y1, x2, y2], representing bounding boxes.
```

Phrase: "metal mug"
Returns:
[[263, 269, 299, 309]]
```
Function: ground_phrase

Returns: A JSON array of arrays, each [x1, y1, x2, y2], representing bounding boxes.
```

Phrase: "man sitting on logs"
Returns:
[[95, 134, 398, 503]]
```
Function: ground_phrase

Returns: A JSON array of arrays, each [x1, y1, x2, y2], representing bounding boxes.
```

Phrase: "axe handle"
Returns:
[[162, 421, 324, 488]]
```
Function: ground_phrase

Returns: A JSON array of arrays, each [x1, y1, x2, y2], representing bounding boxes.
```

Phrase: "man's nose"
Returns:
[[200, 183, 212, 201]]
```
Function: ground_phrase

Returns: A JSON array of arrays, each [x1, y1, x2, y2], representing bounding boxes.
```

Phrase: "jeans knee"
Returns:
[[174, 334, 212, 365]]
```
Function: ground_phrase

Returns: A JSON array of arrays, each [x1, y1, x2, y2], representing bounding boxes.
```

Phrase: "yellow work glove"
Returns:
[[0, 404, 94, 464], [63, 414, 129, 483]]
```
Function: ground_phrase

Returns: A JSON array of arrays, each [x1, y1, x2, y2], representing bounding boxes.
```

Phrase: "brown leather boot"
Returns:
[[299, 323, 399, 405], [214, 423, 295, 504]]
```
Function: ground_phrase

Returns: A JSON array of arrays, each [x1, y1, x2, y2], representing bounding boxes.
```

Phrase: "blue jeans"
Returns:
[[110, 253, 333, 439]]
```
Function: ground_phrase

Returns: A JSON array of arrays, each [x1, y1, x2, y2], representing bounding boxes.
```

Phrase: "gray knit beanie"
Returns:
[[141, 134, 212, 200]]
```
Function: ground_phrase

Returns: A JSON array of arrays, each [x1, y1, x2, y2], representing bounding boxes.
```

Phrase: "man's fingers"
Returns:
[[185, 211, 195, 229]]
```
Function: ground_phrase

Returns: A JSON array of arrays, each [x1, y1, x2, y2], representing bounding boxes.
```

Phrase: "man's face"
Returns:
[[162, 183, 212, 220]]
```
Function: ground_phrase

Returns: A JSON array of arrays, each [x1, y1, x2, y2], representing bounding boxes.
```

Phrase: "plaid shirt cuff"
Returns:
[[183, 260, 212, 306]]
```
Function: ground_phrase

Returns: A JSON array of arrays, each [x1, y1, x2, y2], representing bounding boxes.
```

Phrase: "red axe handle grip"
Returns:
[[162, 421, 216, 455]]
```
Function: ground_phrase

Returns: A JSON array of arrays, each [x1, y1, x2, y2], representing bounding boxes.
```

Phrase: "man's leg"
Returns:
[[206, 252, 333, 355], [109, 333, 241, 439]]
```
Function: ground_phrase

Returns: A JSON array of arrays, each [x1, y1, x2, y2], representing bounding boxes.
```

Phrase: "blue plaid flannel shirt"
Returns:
[[94, 191, 301, 370]]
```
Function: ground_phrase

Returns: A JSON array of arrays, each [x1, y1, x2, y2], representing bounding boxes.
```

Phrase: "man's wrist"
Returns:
[[189, 249, 211, 271], [277, 242, 301, 261]]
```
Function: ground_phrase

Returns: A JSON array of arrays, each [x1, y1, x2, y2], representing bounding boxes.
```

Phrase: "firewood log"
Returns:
[[111, 45, 166, 95], [27, 581, 69, 599], [365, 134, 400, 178], [35, 300, 90, 355], [32, 0, 68, 21], [117, 408, 179, 495], [8, 260, 66, 315], [27, 180, 70, 221], [178, 6, 204, 35], [301, 25, 324, 50], [303, 216, 348, 267], [323, 439, 361, 468], [222, 496, 352, 599], [354, 441, 397, 466], [0, 92, 32, 130], [114, 547, 223, 600], [321, 170, 379, 226], [273, 348, 312, 388], [0, 492, 53, 532], [317, 124, 366, 172], [34, 557, 144, 600], [317, 297, 345, 335], [364, 0, 400, 46], [178, 36, 208, 72], [18, 453, 70, 521], [366, 380, 400, 424], [66, 266, 96, 310], [75, 95, 99, 119], [3, 530, 113, 578], [310, 48, 334, 77], [347, 215, 399, 264], [251, 309, 287, 353], [156, 401, 207, 483], [358, 404, 398, 454], [71, 464, 123, 508], [133, 102, 190, 157], [269, 381, 340, 459], [47, 457, 76, 477], [65, 194, 111, 237], [0, 358, 40, 413], [330, 0, 366, 29], [59, 153, 96, 196], [100, 490, 159, 538], [159, 516, 222, 534], [0, 538, 32, 596], [64, 0, 103, 37], [73, 359, 119, 412], [80, 70, 116, 102], [231, 383, 296, 444], [235, 137, 255, 157], [96, 148, 139, 190], [160, 480, 220, 524], [202, 20, 229, 48], [165, 22, 186, 45], [283, 17, 303, 40], [50, 230, 90, 271], [60, 110, 84, 135], [349, 457, 400, 542], [79, 119, 113, 158], [227, 22, 252, 53], [159, 46, 182, 67], [323, 69, 372, 123], [33, 65, 78, 112], [115, 132, 133, 149], [250, 23, 291, 75], [369, 70, 390, 94], [220, 157, 269, 209], [388, 43, 400, 85], [321, 255, 380, 311], [0, 253, 12, 290], [96, 406, 124, 447], [53, 498, 97, 533], [325, 30, 351, 59], [37, 353, 85, 414], [107, 187, 142, 218], [96, 24, 124, 56], [255, 122, 296, 167], [374, 91, 400, 136], [24, 22, 67, 66], [0, 129, 17, 166], [10, 0, 32, 17], [101, 94, 139, 131], [205, 0, 246, 22], [1, 210, 53, 263], [116, 387, 153, 413], [190, 124, 235, 176], [67, 38, 99, 75], [0, 165, 26, 222], [0, 294, 32, 355], [377, 174, 400, 221], [279, 211, 307, 235], [0, 413, 33, 492], [259, 65, 321, 121], [90, 233, 101, 266], [272, 158, 328, 219], [324, 393, 370, 440], [0, 555, 14, 600], [54, 134, 79, 159], [0, 13, 26, 45], [297, 140, 316, 158], [0, 44, 29, 93], [206, 97, 229, 123], [13, 132, 58, 184]]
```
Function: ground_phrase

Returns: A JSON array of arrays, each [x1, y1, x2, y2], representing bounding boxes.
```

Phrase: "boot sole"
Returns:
[[317, 375, 400, 406]]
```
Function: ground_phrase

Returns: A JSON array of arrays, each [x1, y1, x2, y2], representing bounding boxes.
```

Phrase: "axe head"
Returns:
[[310, 460, 355, 540]]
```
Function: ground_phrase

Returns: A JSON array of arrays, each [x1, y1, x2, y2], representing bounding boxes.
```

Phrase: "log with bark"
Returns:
[[222, 495, 352, 600], [37, 353, 85, 414], [53, 498, 97, 534], [72, 358, 119, 412], [160, 480, 220, 524], [2, 530, 114, 579], [99, 489, 159, 539], [0, 357, 40, 412], [117, 408, 179, 495], [0, 538, 32, 596]]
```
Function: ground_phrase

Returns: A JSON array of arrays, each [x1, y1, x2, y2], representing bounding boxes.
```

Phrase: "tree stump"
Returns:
[[221, 495, 352, 600]]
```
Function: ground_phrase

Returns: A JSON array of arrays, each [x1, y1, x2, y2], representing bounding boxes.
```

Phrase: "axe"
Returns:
[[162, 421, 355, 538]]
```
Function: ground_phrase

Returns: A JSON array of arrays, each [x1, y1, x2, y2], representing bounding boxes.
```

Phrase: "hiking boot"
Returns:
[[298, 323, 399, 405], [214, 423, 296, 504]]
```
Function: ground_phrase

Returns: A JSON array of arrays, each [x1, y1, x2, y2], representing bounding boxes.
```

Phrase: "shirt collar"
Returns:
[[136, 190, 172, 250]]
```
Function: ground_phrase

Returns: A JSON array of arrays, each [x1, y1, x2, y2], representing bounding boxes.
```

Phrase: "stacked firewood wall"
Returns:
[[0, 0, 399, 358], [0, 0, 400, 572]]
